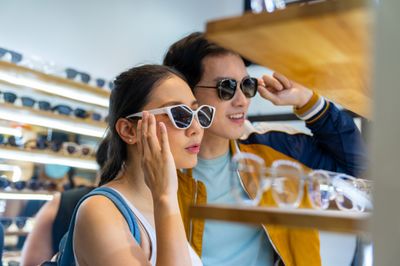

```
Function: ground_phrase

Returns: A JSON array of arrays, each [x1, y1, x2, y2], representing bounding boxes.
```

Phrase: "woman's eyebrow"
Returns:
[[158, 100, 198, 108], [159, 101, 183, 108]]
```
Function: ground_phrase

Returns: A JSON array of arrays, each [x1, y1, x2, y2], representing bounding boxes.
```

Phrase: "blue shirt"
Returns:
[[193, 151, 274, 266]]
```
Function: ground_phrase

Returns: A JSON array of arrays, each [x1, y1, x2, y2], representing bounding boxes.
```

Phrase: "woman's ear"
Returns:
[[115, 118, 138, 145]]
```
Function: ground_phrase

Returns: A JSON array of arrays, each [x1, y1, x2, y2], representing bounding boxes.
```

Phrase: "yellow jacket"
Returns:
[[177, 140, 321, 266]]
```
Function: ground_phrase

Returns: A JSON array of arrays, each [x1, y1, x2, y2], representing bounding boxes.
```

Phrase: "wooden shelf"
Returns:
[[189, 204, 371, 234], [0, 61, 110, 108], [206, 0, 372, 118], [0, 102, 107, 138], [5, 230, 30, 236], [0, 146, 98, 170]]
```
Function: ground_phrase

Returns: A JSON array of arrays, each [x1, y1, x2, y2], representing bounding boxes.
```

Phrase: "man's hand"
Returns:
[[257, 72, 313, 109]]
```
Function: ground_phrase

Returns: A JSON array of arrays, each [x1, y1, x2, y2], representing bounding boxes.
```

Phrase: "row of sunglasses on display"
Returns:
[[0, 217, 33, 233], [231, 153, 373, 212], [0, 90, 106, 122], [0, 176, 60, 192], [0, 47, 114, 90], [0, 134, 95, 157]]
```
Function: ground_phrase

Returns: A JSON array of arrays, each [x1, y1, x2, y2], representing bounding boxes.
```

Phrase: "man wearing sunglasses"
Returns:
[[163, 32, 366, 266]]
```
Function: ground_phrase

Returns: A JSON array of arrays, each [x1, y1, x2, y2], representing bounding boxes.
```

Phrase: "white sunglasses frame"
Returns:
[[126, 104, 216, 129]]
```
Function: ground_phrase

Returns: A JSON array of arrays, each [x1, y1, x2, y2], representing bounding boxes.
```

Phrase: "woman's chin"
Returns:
[[176, 156, 197, 169]]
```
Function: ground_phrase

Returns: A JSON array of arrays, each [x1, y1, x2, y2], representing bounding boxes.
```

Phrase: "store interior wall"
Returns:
[[1, 1, 361, 265]]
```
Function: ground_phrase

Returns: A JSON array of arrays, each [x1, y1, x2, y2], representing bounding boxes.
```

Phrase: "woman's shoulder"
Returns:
[[73, 190, 148, 265]]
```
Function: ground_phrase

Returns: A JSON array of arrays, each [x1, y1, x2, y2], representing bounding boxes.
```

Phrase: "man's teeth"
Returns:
[[229, 113, 244, 119]]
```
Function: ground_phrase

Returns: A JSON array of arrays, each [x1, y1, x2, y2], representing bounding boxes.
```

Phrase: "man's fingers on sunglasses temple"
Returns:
[[262, 75, 284, 91], [273, 72, 292, 90], [258, 86, 279, 102]]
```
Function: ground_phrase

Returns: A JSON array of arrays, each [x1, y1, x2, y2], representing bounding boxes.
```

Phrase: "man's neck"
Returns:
[[199, 131, 230, 160]]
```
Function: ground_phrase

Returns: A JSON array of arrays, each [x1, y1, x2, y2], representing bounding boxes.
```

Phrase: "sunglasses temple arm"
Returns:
[[126, 108, 167, 119]]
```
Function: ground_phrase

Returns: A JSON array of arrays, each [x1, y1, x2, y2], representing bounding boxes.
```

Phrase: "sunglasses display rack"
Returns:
[[0, 53, 107, 206], [0, 52, 109, 263], [0, 57, 108, 173]]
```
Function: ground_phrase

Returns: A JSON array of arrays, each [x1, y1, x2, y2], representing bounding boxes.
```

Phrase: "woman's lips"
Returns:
[[185, 144, 200, 154]]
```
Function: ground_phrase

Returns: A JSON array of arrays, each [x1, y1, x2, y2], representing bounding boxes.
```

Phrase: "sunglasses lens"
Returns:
[[332, 176, 361, 211], [74, 108, 88, 118], [91, 112, 102, 121], [197, 106, 214, 128], [96, 79, 106, 88], [11, 52, 23, 64], [218, 79, 236, 100], [4, 92, 17, 103], [28, 179, 41, 191], [80, 72, 91, 83], [241, 77, 257, 98], [67, 145, 76, 154], [15, 217, 27, 229], [55, 105, 72, 115], [38, 101, 51, 111], [13, 180, 27, 190], [0, 176, 10, 189], [81, 147, 91, 156], [271, 163, 303, 208], [308, 172, 331, 209], [66, 68, 78, 79], [21, 97, 35, 107], [170, 105, 193, 129], [0, 218, 12, 229]]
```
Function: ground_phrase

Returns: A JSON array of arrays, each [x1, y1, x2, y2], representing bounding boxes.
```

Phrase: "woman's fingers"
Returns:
[[147, 113, 161, 153], [159, 122, 171, 159], [141, 112, 151, 159]]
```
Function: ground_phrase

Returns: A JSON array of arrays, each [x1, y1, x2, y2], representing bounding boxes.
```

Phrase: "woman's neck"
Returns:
[[107, 155, 153, 212], [199, 131, 230, 159]]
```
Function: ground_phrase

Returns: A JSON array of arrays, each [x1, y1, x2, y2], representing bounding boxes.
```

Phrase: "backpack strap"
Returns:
[[58, 187, 141, 266]]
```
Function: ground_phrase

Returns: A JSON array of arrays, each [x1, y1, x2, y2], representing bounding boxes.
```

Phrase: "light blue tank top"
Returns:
[[193, 151, 274, 266]]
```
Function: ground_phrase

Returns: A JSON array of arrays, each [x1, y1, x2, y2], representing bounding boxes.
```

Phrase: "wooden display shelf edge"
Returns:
[[189, 204, 371, 234], [206, 0, 367, 33]]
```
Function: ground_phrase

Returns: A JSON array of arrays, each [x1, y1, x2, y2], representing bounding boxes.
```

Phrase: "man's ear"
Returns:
[[115, 118, 138, 145]]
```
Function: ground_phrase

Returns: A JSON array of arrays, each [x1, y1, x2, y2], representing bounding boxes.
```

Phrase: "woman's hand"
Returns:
[[136, 112, 178, 206], [137, 112, 192, 266], [257, 72, 313, 109]]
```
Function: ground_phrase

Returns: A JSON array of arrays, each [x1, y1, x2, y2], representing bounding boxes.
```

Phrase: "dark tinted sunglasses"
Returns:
[[2, 91, 17, 103], [0, 176, 26, 190], [0, 47, 23, 64], [197, 77, 258, 101], [127, 104, 216, 129], [52, 104, 73, 116], [65, 68, 91, 84]]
